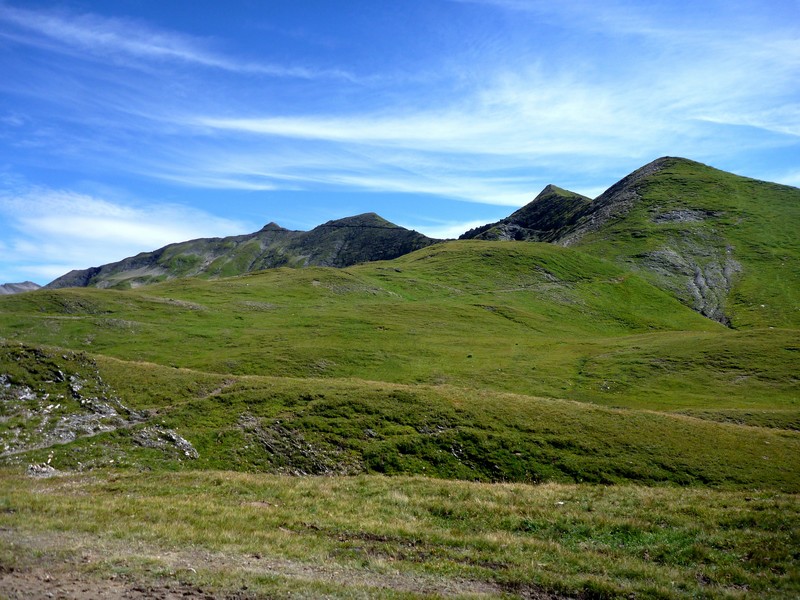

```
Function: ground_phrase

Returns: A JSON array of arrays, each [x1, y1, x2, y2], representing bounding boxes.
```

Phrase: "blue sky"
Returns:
[[1, 0, 798, 285]]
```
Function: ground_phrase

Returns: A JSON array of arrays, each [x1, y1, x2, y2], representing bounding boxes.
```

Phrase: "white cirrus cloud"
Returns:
[[0, 3, 354, 80]]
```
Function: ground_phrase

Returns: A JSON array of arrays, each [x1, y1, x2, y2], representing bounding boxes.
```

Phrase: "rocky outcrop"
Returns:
[[639, 242, 741, 325], [0, 345, 146, 458], [0, 343, 197, 467]]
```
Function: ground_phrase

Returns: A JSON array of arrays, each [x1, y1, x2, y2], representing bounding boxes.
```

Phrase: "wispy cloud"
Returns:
[[174, 0, 798, 201], [0, 3, 354, 80], [0, 184, 249, 284], [0, 0, 797, 230], [173, 67, 721, 201]]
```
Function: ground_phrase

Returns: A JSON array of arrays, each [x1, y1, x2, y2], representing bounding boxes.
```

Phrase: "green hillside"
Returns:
[[2, 160, 799, 598], [564, 158, 800, 327], [2, 241, 796, 471], [461, 157, 800, 328], [7, 241, 783, 408]]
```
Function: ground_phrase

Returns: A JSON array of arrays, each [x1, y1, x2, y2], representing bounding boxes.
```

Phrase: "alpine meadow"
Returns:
[[1, 157, 798, 598]]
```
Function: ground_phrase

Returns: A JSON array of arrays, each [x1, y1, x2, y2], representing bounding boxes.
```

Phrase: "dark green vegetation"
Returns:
[[46, 212, 437, 289], [461, 184, 591, 242], [1, 158, 798, 598], [1, 342, 797, 491]]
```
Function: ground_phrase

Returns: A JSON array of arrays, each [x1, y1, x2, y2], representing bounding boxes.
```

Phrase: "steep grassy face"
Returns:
[[564, 158, 800, 327]]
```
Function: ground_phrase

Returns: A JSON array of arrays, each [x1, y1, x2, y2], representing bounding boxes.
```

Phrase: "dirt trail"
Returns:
[[0, 529, 562, 599]]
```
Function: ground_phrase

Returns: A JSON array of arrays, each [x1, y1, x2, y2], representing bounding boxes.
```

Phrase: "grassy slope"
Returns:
[[571, 158, 800, 328], [1, 241, 797, 489], [2, 347, 795, 489], [4, 241, 796, 411]]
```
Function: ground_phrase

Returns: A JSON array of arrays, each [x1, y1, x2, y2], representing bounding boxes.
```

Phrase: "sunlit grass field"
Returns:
[[1, 238, 798, 597]]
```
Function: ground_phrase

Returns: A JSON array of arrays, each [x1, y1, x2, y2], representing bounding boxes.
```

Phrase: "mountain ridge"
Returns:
[[463, 157, 800, 326], [0, 281, 41, 295], [46, 213, 439, 289], [460, 184, 591, 242], [42, 157, 800, 329]]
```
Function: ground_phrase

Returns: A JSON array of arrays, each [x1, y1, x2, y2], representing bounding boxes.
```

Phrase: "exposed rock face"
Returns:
[[0, 281, 41, 295], [652, 209, 722, 224], [0, 343, 198, 467], [133, 426, 199, 459], [640, 242, 742, 325], [46, 213, 439, 289], [0, 346, 145, 458]]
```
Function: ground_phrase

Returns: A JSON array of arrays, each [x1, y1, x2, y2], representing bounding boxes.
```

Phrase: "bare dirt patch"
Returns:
[[0, 565, 221, 600]]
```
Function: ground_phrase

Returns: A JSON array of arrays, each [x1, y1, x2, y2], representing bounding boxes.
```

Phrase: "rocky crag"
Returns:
[[0, 344, 196, 469]]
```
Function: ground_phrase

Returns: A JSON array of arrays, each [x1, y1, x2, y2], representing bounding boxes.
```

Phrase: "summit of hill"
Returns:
[[466, 157, 800, 326]]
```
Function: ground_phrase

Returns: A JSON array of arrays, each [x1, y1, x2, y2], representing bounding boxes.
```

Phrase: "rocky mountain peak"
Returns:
[[45, 213, 439, 289], [460, 184, 591, 242]]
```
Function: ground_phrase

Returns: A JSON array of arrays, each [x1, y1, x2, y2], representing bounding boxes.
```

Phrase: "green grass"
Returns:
[[2, 343, 798, 490], [573, 158, 800, 328], [1, 232, 798, 597], [1, 469, 797, 598], [5, 241, 796, 412]]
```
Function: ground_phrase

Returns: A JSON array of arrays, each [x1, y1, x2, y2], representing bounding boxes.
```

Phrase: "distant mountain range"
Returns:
[[0, 281, 41, 295], [46, 212, 438, 290], [42, 157, 799, 327]]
